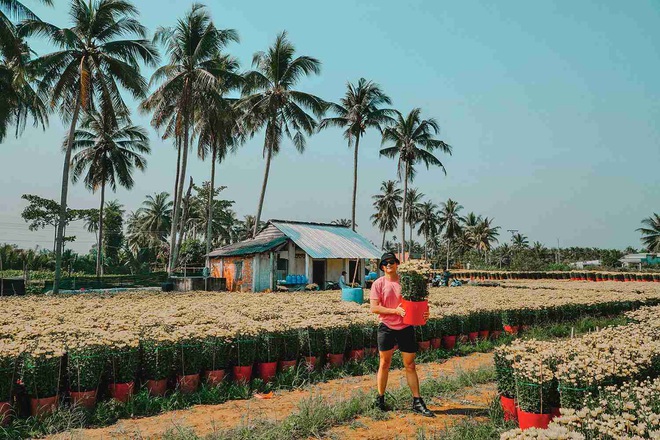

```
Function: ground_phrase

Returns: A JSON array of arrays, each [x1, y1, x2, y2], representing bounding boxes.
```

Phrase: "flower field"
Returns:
[[0, 280, 659, 424], [454, 270, 660, 282], [497, 304, 660, 437]]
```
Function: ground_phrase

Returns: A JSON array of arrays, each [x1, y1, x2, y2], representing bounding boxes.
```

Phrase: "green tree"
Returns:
[[637, 214, 660, 252], [512, 233, 529, 250], [141, 3, 238, 275], [370, 180, 402, 250], [240, 31, 326, 238], [135, 192, 172, 249], [24, 0, 158, 292], [70, 111, 149, 275], [319, 78, 394, 231], [416, 201, 440, 260], [473, 217, 500, 264], [438, 199, 464, 269], [102, 200, 123, 270], [379, 108, 452, 261], [404, 188, 424, 255]]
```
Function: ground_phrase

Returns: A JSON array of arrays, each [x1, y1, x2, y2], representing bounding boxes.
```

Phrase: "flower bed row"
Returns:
[[494, 304, 660, 432], [454, 270, 660, 282]]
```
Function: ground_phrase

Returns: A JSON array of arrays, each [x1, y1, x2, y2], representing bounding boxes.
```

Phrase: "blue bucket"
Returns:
[[341, 287, 364, 304]]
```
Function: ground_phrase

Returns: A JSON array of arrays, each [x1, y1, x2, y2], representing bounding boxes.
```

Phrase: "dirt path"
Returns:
[[323, 382, 496, 439], [52, 352, 494, 440]]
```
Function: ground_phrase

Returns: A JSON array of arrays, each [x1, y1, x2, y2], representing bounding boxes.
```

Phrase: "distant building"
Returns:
[[619, 253, 660, 268], [207, 220, 381, 292], [569, 260, 601, 269]]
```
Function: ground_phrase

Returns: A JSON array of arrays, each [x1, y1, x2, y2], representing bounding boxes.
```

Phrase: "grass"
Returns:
[[0, 314, 627, 439]]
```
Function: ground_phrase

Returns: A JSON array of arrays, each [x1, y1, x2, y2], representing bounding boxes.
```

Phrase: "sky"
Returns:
[[1, 0, 659, 254]]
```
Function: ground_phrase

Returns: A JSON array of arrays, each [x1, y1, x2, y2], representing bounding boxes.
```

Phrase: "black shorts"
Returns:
[[377, 323, 417, 353]]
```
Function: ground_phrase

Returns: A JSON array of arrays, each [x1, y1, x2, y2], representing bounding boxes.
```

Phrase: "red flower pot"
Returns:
[[491, 330, 502, 340], [203, 369, 226, 386], [176, 373, 200, 394], [401, 299, 428, 326], [517, 409, 553, 430], [500, 396, 517, 421], [257, 362, 278, 383], [418, 340, 431, 352], [468, 331, 479, 343], [504, 325, 519, 335], [70, 389, 97, 409], [458, 334, 468, 344], [146, 378, 168, 397], [233, 365, 253, 383], [442, 335, 457, 350], [430, 338, 441, 349], [0, 401, 11, 427], [303, 356, 317, 371], [478, 330, 490, 340], [327, 353, 344, 367], [551, 407, 561, 419], [279, 360, 297, 372], [108, 382, 134, 403], [348, 349, 365, 361], [30, 395, 58, 417]]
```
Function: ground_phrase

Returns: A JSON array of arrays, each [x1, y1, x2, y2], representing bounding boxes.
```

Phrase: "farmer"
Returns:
[[339, 270, 349, 288], [369, 252, 435, 417]]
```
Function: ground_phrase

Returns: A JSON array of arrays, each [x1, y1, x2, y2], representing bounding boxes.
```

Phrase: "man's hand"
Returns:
[[395, 304, 406, 317]]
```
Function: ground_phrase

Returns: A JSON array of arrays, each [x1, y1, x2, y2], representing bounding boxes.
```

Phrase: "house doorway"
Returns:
[[312, 260, 326, 288]]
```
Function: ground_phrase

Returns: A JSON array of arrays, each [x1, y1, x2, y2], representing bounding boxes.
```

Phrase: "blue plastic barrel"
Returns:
[[341, 287, 364, 304], [302, 275, 308, 284], [286, 275, 292, 284]]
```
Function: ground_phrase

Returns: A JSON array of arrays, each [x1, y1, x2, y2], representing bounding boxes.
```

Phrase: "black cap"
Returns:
[[379, 252, 400, 269]]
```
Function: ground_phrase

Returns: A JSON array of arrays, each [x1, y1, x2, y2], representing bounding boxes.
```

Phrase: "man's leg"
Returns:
[[401, 351, 420, 397], [377, 348, 394, 395]]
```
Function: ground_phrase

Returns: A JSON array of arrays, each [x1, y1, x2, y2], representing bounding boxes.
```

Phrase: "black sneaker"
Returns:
[[412, 397, 435, 417], [374, 394, 391, 411]]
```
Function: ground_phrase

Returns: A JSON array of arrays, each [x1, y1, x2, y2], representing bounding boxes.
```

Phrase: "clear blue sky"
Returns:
[[1, 0, 659, 253]]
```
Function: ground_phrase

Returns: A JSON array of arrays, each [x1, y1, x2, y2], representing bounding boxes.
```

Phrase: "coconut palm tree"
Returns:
[[137, 192, 173, 246], [0, 0, 51, 47], [141, 3, 238, 275], [405, 188, 424, 255], [23, 0, 158, 292], [370, 180, 402, 250], [637, 213, 660, 252], [319, 78, 394, 231], [437, 199, 464, 270], [240, 31, 326, 238], [331, 219, 352, 227], [379, 109, 452, 261], [512, 233, 529, 249], [416, 201, 440, 260], [195, 62, 244, 265], [473, 217, 500, 264], [69, 111, 149, 276]]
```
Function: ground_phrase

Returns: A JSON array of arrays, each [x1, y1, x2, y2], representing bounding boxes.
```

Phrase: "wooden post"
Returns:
[[269, 252, 275, 291], [305, 254, 312, 284]]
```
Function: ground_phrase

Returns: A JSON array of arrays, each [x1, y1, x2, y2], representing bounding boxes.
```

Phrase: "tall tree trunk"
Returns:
[[409, 223, 413, 255], [424, 233, 428, 260], [381, 230, 386, 251], [351, 134, 360, 232], [172, 139, 182, 212], [446, 238, 451, 270], [399, 161, 409, 262], [167, 140, 182, 275], [175, 176, 193, 260], [205, 147, 217, 267], [168, 111, 190, 275], [254, 142, 273, 238], [53, 92, 82, 294], [96, 182, 105, 277]]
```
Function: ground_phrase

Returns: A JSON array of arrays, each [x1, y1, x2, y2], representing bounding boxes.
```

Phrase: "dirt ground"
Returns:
[[51, 352, 494, 440]]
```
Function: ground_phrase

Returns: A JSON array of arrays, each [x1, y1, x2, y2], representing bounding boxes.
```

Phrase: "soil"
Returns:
[[50, 352, 494, 440]]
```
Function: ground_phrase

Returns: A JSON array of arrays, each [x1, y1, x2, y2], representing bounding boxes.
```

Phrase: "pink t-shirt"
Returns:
[[369, 276, 409, 330]]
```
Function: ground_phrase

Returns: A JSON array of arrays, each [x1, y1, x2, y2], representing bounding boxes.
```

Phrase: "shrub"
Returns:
[[67, 344, 107, 392], [22, 353, 63, 398], [141, 340, 175, 381]]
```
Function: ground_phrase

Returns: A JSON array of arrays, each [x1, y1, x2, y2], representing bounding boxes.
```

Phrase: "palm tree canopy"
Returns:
[[379, 108, 452, 181], [239, 30, 326, 156], [135, 192, 173, 243], [438, 199, 464, 239], [512, 232, 529, 249], [141, 3, 239, 139], [21, 0, 159, 122], [69, 111, 150, 192], [405, 188, 424, 227], [319, 77, 394, 144], [417, 201, 440, 239], [370, 180, 402, 233], [473, 216, 500, 252], [637, 213, 660, 252]]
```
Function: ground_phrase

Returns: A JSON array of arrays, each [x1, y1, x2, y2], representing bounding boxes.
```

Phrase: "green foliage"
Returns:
[[103, 202, 124, 270], [231, 338, 256, 367], [201, 338, 231, 371], [493, 350, 515, 399], [67, 345, 107, 392], [298, 328, 324, 356], [0, 354, 18, 402], [399, 272, 428, 301], [107, 347, 139, 384], [415, 324, 431, 342], [324, 327, 348, 354], [173, 340, 204, 376], [22, 354, 62, 398], [256, 334, 282, 363], [280, 331, 299, 361], [142, 340, 175, 381], [348, 325, 365, 350]]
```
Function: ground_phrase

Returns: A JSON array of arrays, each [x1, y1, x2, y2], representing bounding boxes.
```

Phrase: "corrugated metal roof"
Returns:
[[270, 220, 381, 259], [208, 225, 287, 257]]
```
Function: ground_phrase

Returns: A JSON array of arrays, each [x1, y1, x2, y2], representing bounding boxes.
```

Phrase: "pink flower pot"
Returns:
[[500, 396, 517, 421], [70, 389, 97, 409], [303, 356, 317, 371], [442, 335, 457, 350], [430, 338, 442, 349], [203, 369, 226, 386], [478, 330, 490, 340], [146, 379, 168, 397], [176, 373, 200, 394], [327, 353, 344, 367], [517, 409, 552, 430], [257, 362, 278, 383], [30, 395, 58, 417], [233, 365, 253, 383], [418, 340, 431, 352], [468, 331, 479, 343], [279, 360, 297, 372], [348, 349, 365, 362]]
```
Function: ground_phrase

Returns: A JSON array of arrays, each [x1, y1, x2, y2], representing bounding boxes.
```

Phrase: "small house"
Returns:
[[207, 220, 382, 292]]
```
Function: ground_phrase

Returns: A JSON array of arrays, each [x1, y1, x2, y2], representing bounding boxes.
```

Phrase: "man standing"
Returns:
[[369, 252, 435, 417]]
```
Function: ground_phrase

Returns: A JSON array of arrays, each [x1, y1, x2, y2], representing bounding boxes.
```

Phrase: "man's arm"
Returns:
[[370, 298, 405, 316]]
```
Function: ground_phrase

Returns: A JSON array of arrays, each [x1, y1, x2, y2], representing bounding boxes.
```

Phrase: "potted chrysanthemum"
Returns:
[[398, 260, 432, 326]]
